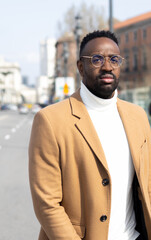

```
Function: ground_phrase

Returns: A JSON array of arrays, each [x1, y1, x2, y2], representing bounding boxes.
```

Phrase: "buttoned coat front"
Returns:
[[29, 90, 151, 240]]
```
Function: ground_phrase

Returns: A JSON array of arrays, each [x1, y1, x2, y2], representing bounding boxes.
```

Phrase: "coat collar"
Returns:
[[69, 90, 144, 176], [69, 89, 109, 172]]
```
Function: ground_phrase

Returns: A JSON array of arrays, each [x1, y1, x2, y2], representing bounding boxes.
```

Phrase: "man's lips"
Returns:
[[99, 74, 114, 84]]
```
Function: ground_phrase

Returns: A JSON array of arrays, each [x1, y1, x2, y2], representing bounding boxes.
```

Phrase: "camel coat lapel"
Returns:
[[70, 91, 145, 178], [69, 90, 109, 173]]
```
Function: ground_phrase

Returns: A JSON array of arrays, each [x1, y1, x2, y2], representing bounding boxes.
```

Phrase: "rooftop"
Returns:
[[114, 11, 151, 30]]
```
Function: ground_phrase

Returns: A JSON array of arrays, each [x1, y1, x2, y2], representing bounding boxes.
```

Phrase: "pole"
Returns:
[[76, 36, 80, 90], [75, 14, 82, 89], [109, 0, 113, 32], [63, 42, 68, 80], [63, 42, 69, 98]]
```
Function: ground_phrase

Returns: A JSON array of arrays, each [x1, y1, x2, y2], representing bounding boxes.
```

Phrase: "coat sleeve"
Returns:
[[146, 117, 151, 206], [141, 110, 151, 207], [29, 110, 81, 240]]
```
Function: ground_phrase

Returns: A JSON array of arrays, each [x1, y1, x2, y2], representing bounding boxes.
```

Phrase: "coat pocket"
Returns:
[[72, 224, 86, 239]]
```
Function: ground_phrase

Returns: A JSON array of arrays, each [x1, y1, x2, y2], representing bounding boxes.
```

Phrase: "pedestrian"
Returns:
[[29, 30, 151, 240]]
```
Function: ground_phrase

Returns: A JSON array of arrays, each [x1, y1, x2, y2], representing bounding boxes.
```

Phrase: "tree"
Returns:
[[56, 3, 108, 38], [54, 3, 121, 92]]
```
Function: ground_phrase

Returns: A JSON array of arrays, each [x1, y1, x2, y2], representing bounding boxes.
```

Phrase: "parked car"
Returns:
[[0, 103, 18, 111], [19, 105, 29, 114], [31, 104, 42, 114], [7, 104, 18, 111], [1, 104, 9, 110]]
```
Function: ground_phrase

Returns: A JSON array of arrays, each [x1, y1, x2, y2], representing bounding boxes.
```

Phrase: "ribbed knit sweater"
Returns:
[[80, 82, 139, 240]]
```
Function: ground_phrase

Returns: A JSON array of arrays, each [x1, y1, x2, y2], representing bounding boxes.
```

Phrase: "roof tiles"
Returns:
[[114, 11, 151, 29]]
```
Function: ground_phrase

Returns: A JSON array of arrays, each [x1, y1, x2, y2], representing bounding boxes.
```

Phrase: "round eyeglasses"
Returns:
[[80, 54, 124, 68]]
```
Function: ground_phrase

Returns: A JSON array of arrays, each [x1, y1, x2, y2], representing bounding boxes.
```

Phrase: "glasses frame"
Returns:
[[80, 54, 124, 68]]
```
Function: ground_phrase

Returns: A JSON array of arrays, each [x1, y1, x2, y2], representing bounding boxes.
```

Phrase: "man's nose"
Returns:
[[101, 58, 113, 71]]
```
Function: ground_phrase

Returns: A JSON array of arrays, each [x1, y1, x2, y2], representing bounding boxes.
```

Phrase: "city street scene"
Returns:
[[0, 0, 151, 239]]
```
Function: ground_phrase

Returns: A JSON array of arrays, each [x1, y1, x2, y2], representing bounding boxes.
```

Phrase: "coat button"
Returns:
[[100, 215, 107, 222], [102, 178, 109, 186]]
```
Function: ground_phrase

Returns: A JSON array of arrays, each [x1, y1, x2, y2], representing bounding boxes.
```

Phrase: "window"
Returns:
[[142, 28, 147, 39], [125, 54, 129, 72], [133, 31, 137, 41], [142, 51, 147, 69], [125, 33, 129, 43], [133, 52, 138, 70]]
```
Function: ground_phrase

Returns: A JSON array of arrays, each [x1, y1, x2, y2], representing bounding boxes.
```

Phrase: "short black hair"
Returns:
[[79, 30, 119, 57]]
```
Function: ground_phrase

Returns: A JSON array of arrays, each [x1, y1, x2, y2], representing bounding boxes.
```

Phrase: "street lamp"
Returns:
[[62, 42, 69, 98], [63, 42, 69, 79], [109, 0, 113, 32], [74, 14, 82, 89]]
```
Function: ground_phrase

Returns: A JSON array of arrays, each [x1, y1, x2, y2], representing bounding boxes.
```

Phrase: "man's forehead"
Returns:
[[82, 37, 120, 55]]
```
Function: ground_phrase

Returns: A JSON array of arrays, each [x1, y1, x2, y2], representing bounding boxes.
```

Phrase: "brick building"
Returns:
[[114, 11, 151, 90], [114, 12, 151, 118], [55, 32, 77, 87]]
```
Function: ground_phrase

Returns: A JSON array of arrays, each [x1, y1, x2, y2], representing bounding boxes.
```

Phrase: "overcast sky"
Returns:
[[0, 0, 151, 84]]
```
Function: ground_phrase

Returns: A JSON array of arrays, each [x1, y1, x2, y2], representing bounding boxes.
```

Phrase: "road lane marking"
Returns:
[[11, 128, 16, 133], [0, 116, 8, 121], [4, 135, 10, 140], [16, 117, 29, 129]]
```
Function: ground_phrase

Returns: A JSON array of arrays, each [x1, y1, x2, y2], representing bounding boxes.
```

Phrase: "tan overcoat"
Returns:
[[29, 90, 151, 240]]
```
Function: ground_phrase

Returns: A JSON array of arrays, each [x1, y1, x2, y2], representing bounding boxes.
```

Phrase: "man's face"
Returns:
[[77, 37, 121, 99]]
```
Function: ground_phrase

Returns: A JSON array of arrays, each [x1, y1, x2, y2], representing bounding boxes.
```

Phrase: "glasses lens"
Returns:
[[92, 55, 104, 67], [110, 55, 123, 67]]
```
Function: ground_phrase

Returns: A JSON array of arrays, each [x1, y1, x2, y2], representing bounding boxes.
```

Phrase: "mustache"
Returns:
[[98, 71, 117, 80]]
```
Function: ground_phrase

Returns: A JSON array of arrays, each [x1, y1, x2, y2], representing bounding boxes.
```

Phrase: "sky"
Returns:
[[0, 0, 151, 84]]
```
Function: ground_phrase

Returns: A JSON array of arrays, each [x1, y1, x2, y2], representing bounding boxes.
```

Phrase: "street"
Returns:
[[0, 110, 40, 240]]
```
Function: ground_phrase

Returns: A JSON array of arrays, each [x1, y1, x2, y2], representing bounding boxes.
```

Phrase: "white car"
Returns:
[[7, 104, 18, 111], [19, 106, 29, 114], [31, 104, 42, 114]]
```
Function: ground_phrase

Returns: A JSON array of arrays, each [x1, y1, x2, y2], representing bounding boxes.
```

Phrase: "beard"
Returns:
[[87, 71, 119, 99]]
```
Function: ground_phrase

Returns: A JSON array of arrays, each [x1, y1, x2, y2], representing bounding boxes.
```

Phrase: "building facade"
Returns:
[[55, 33, 77, 77], [115, 11, 151, 90], [38, 38, 56, 104], [40, 38, 56, 77], [114, 12, 151, 120], [55, 32, 77, 95], [0, 57, 22, 104]]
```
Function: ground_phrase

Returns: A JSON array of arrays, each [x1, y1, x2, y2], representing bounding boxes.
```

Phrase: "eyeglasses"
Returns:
[[80, 54, 124, 68]]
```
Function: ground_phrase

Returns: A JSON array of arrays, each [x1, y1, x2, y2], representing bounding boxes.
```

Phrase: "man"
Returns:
[[29, 30, 151, 240]]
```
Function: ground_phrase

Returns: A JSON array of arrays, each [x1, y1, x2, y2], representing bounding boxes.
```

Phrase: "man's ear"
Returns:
[[77, 60, 84, 77]]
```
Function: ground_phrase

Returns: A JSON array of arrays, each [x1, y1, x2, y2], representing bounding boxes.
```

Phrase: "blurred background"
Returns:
[[0, 0, 151, 239]]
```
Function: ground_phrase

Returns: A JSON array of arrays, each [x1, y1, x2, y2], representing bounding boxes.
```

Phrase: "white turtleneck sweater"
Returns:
[[80, 82, 139, 240]]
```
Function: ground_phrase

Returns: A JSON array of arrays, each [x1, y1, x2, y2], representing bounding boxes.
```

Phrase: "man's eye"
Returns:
[[93, 58, 100, 62], [110, 57, 119, 65], [92, 56, 104, 63]]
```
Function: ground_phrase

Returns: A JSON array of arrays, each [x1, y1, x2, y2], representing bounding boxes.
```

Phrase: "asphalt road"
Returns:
[[0, 110, 40, 240]]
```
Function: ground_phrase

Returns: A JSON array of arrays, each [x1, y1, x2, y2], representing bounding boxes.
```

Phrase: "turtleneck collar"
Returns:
[[80, 81, 117, 111]]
